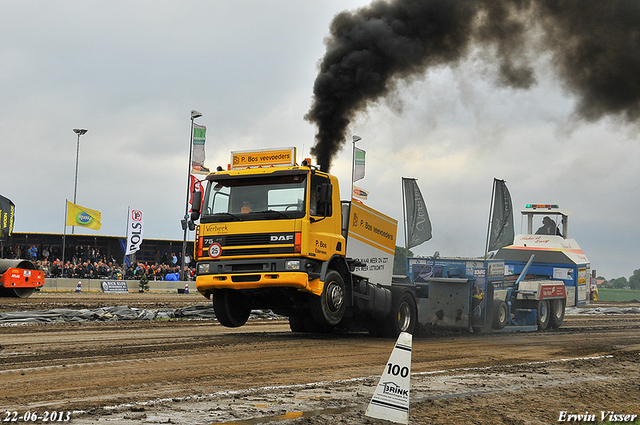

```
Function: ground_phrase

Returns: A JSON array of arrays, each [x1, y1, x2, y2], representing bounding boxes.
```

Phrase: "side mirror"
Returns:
[[319, 183, 331, 204], [190, 191, 202, 221], [318, 183, 332, 217]]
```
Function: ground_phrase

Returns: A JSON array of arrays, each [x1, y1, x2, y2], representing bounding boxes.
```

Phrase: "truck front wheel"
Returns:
[[311, 270, 346, 327], [289, 315, 306, 332], [536, 299, 550, 331], [213, 289, 251, 328]]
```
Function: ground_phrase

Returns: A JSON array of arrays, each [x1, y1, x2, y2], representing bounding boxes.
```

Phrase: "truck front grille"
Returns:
[[232, 263, 268, 272], [231, 274, 262, 283], [222, 247, 293, 257], [200, 232, 297, 259], [224, 234, 271, 246]]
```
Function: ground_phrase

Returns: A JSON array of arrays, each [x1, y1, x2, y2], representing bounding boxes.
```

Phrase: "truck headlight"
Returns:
[[197, 262, 210, 274], [285, 260, 301, 270]]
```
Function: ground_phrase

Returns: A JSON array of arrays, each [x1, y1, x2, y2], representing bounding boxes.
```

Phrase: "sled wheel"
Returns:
[[549, 299, 565, 329], [536, 299, 550, 330], [213, 289, 251, 328], [492, 299, 508, 330]]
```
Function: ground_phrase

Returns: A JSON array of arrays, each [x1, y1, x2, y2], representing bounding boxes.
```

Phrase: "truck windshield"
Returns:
[[200, 173, 307, 223]]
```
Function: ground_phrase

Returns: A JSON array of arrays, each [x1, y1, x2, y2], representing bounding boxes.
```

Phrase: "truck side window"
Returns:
[[310, 175, 332, 217]]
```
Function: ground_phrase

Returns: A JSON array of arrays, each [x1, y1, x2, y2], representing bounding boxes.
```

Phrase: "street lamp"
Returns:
[[72, 128, 88, 235], [180, 111, 202, 281]]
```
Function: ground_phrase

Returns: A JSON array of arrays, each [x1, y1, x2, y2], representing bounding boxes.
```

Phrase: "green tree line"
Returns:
[[393, 246, 414, 275], [600, 269, 640, 290]]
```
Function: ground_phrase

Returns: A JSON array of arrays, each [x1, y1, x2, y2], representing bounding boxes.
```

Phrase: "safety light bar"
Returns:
[[526, 204, 559, 209]]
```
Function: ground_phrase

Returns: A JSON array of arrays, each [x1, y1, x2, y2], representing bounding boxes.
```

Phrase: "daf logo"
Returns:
[[271, 234, 294, 242]]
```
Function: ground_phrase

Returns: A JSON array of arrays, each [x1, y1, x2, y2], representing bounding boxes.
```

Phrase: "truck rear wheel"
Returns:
[[381, 290, 417, 338], [536, 299, 550, 330], [213, 289, 251, 328], [310, 270, 346, 327], [549, 299, 565, 329], [492, 299, 508, 330]]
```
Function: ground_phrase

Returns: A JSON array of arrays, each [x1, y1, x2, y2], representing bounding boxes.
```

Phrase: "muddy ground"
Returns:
[[1, 292, 639, 424]]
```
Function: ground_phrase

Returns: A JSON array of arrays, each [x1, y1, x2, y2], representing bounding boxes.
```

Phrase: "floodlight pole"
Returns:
[[180, 111, 202, 281], [71, 129, 87, 235]]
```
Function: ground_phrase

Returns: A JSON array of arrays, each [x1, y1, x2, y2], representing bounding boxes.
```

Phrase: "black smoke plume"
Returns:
[[305, 0, 640, 171]]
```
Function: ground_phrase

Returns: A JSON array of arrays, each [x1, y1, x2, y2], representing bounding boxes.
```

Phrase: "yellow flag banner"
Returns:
[[66, 201, 102, 230]]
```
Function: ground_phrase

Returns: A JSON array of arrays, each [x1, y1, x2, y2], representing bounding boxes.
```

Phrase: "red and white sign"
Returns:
[[208, 243, 222, 259], [540, 284, 566, 299]]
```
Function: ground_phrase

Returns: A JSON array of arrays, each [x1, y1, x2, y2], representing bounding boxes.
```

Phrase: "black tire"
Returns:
[[303, 316, 334, 333], [289, 315, 306, 332], [536, 299, 550, 331], [549, 299, 565, 329], [0, 287, 35, 298], [366, 321, 383, 337], [382, 291, 417, 338], [310, 270, 346, 327], [492, 299, 508, 330], [213, 289, 251, 328]]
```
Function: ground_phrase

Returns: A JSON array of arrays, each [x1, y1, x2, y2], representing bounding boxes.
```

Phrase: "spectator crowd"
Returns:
[[0, 244, 196, 281]]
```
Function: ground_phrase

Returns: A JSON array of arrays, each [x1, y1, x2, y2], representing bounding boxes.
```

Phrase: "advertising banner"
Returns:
[[66, 201, 102, 230], [402, 178, 432, 249], [231, 147, 296, 169], [125, 207, 144, 255], [346, 201, 397, 285], [488, 178, 514, 251], [101, 280, 130, 293], [191, 123, 208, 173], [0, 194, 15, 242], [352, 185, 368, 200], [353, 147, 365, 181], [472, 268, 488, 328]]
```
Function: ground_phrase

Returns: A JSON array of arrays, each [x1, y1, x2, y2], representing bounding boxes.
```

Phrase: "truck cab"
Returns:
[[193, 147, 406, 335], [495, 204, 591, 307], [194, 148, 350, 327]]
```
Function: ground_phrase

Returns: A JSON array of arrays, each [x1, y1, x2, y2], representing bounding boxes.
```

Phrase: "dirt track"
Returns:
[[1, 292, 639, 424]]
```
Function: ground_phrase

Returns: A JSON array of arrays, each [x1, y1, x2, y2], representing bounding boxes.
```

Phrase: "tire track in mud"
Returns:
[[2, 298, 640, 424], [68, 353, 638, 425]]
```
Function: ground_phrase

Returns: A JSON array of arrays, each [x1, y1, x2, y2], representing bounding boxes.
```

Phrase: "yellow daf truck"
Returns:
[[192, 147, 415, 336]]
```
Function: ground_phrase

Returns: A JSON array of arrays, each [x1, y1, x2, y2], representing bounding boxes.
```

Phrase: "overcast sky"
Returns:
[[2, 1, 638, 280]]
